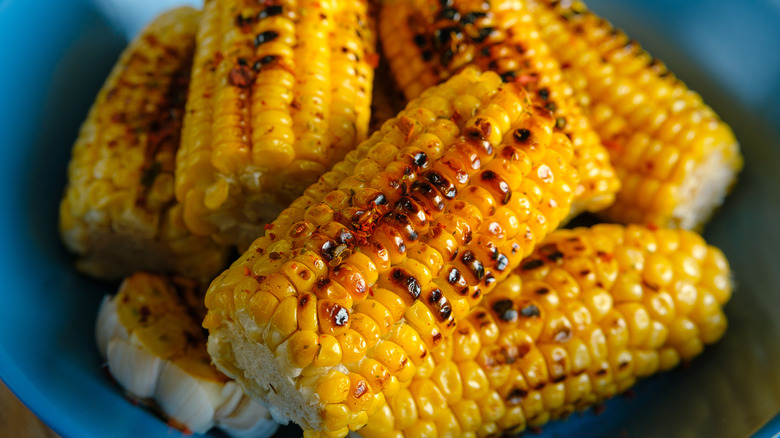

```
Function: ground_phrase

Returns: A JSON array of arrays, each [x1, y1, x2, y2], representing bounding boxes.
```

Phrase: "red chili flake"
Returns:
[[243, 266, 252, 276], [365, 52, 380, 68], [264, 223, 274, 230], [646, 222, 658, 231], [596, 250, 613, 262], [166, 419, 193, 435], [368, 287, 374, 297], [397, 116, 415, 141], [111, 113, 126, 123], [514, 74, 539, 85], [228, 65, 253, 88], [144, 34, 160, 47], [593, 403, 606, 415], [603, 139, 622, 152], [269, 252, 282, 260], [529, 426, 543, 435]]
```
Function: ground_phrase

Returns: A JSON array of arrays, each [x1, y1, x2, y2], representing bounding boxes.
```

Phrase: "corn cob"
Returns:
[[379, 0, 619, 218], [58, 7, 229, 283], [202, 69, 579, 437], [175, 0, 377, 249], [95, 272, 279, 437], [527, 0, 743, 230], [358, 224, 732, 437]]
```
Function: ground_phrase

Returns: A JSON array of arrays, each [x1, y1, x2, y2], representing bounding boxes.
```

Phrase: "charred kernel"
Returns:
[[473, 27, 495, 43], [433, 26, 458, 48], [500, 71, 517, 83], [520, 304, 541, 318], [413, 34, 427, 47], [394, 197, 417, 214], [410, 181, 445, 210], [333, 306, 350, 326], [252, 55, 278, 71], [447, 268, 461, 284], [429, 289, 443, 304], [495, 254, 509, 271], [422, 50, 434, 62], [556, 117, 567, 129], [372, 193, 389, 206], [492, 299, 518, 322], [536, 287, 549, 295], [336, 229, 354, 244], [258, 5, 283, 19], [413, 152, 428, 167], [460, 11, 487, 24], [554, 327, 572, 343], [228, 66, 252, 88], [438, 302, 453, 321], [254, 31, 279, 46], [513, 128, 531, 143], [320, 240, 338, 261], [235, 14, 253, 28], [506, 388, 528, 405], [481, 170, 497, 181], [545, 102, 557, 112], [424, 171, 457, 198], [461, 250, 485, 281], [521, 259, 545, 271], [439, 7, 460, 21], [390, 268, 422, 303], [545, 251, 564, 262], [538, 88, 550, 100]]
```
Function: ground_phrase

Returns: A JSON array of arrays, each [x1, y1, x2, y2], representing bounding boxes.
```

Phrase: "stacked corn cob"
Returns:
[[203, 68, 580, 437], [359, 224, 732, 437], [58, 0, 743, 437], [95, 272, 279, 437], [175, 0, 377, 249], [58, 7, 229, 283], [379, 0, 620, 218], [527, 0, 742, 229]]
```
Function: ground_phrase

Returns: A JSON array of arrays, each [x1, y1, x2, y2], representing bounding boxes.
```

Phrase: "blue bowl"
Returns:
[[0, 0, 778, 437]]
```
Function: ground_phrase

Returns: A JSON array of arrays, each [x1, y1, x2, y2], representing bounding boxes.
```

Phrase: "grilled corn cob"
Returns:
[[58, 7, 229, 282], [379, 0, 619, 218], [203, 69, 579, 437], [175, 0, 377, 249], [359, 224, 732, 437], [527, 0, 743, 229], [95, 272, 279, 437]]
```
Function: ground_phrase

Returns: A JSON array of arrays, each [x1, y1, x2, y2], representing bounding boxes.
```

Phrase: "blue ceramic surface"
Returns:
[[0, 0, 778, 437]]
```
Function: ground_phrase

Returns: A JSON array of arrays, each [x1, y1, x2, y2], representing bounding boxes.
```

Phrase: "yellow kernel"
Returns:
[[404, 420, 437, 438], [615, 303, 651, 347], [321, 403, 351, 431], [337, 329, 368, 365], [316, 371, 351, 404], [285, 330, 319, 368], [477, 391, 506, 423], [313, 334, 342, 368], [248, 292, 280, 328]]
